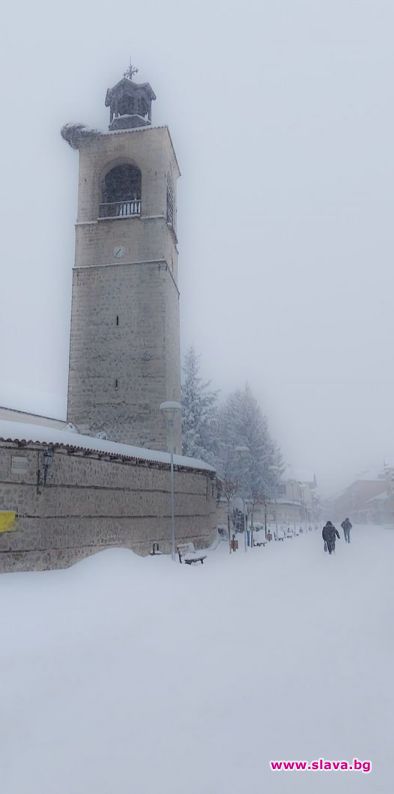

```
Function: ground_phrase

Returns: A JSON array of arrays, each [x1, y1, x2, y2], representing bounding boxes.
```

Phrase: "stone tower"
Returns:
[[62, 67, 181, 452]]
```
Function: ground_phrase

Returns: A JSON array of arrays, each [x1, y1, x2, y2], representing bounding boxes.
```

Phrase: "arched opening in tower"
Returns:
[[99, 164, 142, 218]]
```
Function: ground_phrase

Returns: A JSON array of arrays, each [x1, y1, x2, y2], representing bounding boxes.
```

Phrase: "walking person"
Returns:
[[341, 517, 352, 543], [322, 521, 340, 555]]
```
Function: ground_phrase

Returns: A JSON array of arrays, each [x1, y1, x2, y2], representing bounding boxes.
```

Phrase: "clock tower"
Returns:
[[62, 67, 181, 451]]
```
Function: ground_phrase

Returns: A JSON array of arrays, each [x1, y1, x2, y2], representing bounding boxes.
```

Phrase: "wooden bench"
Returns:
[[177, 542, 207, 565]]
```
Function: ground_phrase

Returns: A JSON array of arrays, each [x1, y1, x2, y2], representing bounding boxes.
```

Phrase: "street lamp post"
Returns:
[[160, 401, 182, 561], [222, 478, 237, 554], [235, 446, 250, 552], [244, 498, 249, 551], [269, 464, 282, 538]]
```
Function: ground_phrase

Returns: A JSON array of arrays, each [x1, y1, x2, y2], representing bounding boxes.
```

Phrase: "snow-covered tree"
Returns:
[[181, 347, 218, 463], [217, 385, 283, 524]]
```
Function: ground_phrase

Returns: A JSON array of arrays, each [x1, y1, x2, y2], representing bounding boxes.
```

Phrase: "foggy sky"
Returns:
[[1, 0, 393, 495]]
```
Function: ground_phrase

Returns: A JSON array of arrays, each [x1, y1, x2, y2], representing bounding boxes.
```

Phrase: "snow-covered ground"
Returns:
[[1, 526, 393, 793]]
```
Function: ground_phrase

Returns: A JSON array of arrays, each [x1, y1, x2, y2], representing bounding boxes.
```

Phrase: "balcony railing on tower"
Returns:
[[98, 199, 141, 219]]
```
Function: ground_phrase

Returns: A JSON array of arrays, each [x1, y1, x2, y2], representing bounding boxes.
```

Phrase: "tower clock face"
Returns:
[[113, 246, 126, 258]]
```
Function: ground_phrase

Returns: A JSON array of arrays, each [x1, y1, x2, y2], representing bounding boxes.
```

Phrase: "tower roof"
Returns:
[[105, 68, 156, 131], [105, 77, 156, 105]]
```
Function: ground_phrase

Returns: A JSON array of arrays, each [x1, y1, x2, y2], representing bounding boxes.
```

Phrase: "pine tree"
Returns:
[[181, 347, 218, 463], [217, 385, 283, 507]]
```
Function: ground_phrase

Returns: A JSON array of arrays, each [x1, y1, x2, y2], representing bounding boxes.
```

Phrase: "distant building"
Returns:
[[326, 465, 394, 525], [223, 474, 320, 530], [264, 474, 320, 527]]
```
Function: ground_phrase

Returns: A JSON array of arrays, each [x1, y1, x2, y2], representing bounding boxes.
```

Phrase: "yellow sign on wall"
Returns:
[[0, 512, 17, 533]]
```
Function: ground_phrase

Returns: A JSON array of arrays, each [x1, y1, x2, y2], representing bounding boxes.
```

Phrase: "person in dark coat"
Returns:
[[322, 521, 340, 554], [341, 517, 352, 543]]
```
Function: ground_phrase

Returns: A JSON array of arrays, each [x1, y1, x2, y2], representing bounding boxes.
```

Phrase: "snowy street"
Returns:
[[1, 526, 393, 793]]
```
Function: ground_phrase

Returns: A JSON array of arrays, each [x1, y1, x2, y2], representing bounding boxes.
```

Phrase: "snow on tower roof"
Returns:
[[105, 77, 156, 104], [0, 420, 215, 474]]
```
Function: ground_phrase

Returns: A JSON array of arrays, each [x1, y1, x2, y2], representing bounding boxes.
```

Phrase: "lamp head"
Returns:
[[160, 401, 182, 453]]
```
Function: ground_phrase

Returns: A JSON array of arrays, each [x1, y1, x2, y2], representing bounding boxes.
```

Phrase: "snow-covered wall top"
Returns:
[[0, 420, 215, 474]]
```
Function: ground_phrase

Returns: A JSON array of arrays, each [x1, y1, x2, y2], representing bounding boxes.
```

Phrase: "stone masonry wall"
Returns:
[[67, 125, 181, 451], [67, 262, 180, 448], [0, 442, 217, 573]]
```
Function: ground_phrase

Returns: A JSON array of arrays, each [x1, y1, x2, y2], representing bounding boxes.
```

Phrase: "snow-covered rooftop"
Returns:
[[366, 491, 391, 503], [354, 466, 387, 482], [286, 467, 316, 485], [0, 420, 215, 473]]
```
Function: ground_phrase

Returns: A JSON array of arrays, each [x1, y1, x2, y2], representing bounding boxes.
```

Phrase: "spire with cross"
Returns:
[[124, 61, 139, 81]]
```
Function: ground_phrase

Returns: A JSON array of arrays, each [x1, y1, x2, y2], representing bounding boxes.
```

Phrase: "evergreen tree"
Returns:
[[181, 347, 218, 463], [217, 385, 283, 508]]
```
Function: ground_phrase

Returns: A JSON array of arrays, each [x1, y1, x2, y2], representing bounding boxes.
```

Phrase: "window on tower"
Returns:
[[166, 176, 175, 229], [99, 164, 141, 219]]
